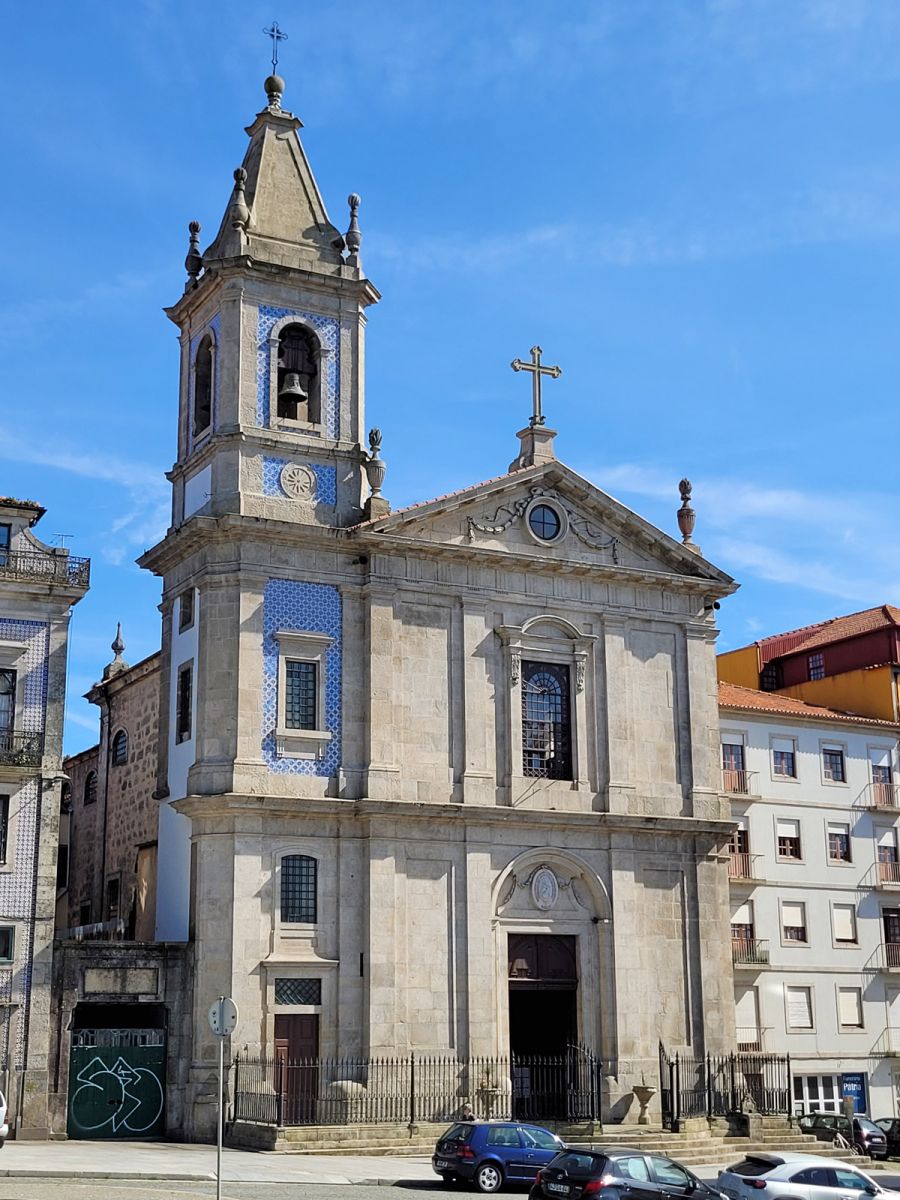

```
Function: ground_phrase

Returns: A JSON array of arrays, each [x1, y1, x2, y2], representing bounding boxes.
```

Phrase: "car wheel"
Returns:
[[475, 1163, 504, 1193]]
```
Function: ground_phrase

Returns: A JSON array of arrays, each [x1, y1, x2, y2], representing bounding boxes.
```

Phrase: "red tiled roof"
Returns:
[[718, 681, 899, 728], [353, 471, 517, 528], [787, 605, 900, 653]]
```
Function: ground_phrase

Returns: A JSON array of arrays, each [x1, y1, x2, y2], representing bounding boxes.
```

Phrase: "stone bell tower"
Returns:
[[139, 71, 382, 948], [163, 71, 381, 534]]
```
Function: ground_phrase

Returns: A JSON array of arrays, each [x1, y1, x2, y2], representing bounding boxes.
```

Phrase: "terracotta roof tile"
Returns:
[[788, 605, 900, 652], [718, 681, 899, 728]]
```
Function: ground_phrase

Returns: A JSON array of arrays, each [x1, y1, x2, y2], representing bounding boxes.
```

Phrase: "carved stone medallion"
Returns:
[[280, 463, 316, 501], [531, 867, 559, 911]]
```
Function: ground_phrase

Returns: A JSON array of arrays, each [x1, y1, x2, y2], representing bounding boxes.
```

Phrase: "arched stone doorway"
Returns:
[[492, 850, 613, 1059]]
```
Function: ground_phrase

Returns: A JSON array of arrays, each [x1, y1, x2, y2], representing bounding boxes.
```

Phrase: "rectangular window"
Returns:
[[772, 736, 796, 778], [782, 901, 807, 943], [105, 877, 120, 922], [78, 902, 92, 927], [777, 818, 802, 860], [731, 899, 754, 942], [56, 843, 69, 890], [280, 854, 317, 924], [0, 928, 14, 962], [871, 748, 894, 805], [838, 987, 863, 1029], [808, 652, 825, 681], [176, 663, 193, 743], [823, 747, 846, 782], [729, 824, 749, 855], [0, 795, 9, 866], [832, 903, 858, 945], [722, 737, 748, 792], [522, 661, 572, 780], [0, 525, 9, 567], [178, 590, 194, 632], [828, 821, 852, 863], [274, 977, 322, 1005], [285, 660, 317, 731], [0, 669, 15, 734], [786, 985, 814, 1029]]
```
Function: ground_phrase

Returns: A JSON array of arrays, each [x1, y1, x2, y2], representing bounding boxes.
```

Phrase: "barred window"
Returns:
[[285, 661, 317, 730], [281, 854, 317, 923], [275, 978, 321, 1005], [522, 661, 572, 780]]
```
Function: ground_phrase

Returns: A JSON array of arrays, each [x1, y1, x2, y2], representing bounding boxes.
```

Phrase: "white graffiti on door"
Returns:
[[70, 1055, 164, 1133]]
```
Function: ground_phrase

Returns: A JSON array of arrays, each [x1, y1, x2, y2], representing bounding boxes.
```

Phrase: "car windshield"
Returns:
[[552, 1152, 607, 1176], [858, 1119, 882, 1134], [441, 1124, 473, 1141]]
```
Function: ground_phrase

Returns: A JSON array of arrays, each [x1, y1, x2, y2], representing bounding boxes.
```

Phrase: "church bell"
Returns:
[[278, 372, 308, 405]]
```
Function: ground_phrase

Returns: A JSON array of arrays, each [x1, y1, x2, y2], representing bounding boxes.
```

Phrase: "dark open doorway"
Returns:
[[507, 933, 578, 1057]]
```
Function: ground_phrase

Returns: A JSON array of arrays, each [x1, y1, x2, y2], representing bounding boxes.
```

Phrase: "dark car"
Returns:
[[797, 1113, 887, 1159], [433, 1121, 566, 1192], [876, 1117, 900, 1155], [531, 1148, 724, 1200]]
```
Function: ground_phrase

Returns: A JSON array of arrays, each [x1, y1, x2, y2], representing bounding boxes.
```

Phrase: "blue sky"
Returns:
[[4, 0, 900, 753]]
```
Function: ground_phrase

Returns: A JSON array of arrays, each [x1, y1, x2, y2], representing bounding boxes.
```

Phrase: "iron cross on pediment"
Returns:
[[510, 346, 562, 427]]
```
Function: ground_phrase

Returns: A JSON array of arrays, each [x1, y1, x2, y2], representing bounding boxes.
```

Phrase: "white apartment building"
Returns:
[[720, 681, 900, 1120]]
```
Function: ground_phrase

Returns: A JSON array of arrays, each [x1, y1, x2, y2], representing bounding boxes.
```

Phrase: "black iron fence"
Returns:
[[659, 1044, 790, 1128], [234, 1045, 603, 1127], [0, 549, 90, 589], [0, 730, 44, 769]]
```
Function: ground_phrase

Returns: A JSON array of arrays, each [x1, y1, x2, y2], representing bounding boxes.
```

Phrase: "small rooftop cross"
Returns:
[[510, 345, 562, 428], [263, 21, 288, 72]]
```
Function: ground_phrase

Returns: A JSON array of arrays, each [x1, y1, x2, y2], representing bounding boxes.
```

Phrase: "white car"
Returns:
[[718, 1153, 895, 1200], [0, 1090, 9, 1145]]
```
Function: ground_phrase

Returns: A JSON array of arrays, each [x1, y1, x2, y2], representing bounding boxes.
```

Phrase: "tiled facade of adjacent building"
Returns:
[[0, 497, 88, 1136], [718, 681, 900, 1119]]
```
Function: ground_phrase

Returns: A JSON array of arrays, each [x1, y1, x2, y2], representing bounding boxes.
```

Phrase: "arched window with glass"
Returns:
[[522, 661, 572, 780], [280, 854, 317, 924], [111, 730, 128, 767], [83, 771, 98, 805]]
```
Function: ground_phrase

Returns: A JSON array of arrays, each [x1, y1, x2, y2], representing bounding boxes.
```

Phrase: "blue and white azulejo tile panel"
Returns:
[[261, 581, 342, 777], [256, 305, 340, 438], [188, 312, 221, 452], [261, 458, 337, 505]]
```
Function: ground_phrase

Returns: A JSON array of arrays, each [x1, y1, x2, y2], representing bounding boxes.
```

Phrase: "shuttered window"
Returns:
[[777, 818, 802, 860], [772, 736, 796, 778], [782, 901, 807, 942], [827, 822, 851, 863], [786, 986, 813, 1029], [838, 988, 863, 1028], [832, 904, 857, 944]]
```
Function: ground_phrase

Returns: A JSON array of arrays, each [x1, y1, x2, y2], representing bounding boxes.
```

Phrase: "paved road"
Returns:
[[0, 1183, 455, 1200]]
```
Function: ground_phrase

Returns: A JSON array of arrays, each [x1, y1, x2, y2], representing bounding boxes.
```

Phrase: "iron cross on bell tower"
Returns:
[[511, 345, 562, 427]]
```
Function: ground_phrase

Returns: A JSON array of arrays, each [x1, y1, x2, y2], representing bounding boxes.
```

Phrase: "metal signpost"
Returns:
[[208, 996, 239, 1200]]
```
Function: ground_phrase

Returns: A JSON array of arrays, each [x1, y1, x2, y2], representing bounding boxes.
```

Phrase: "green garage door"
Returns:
[[68, 1030, 165, 1139]]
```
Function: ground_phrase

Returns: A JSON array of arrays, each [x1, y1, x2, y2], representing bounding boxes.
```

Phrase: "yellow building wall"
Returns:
[[778, 665, 897, 722], [717, 646, 761, 688]]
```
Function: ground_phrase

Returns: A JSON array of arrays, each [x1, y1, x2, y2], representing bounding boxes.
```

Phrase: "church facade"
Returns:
[[128, 71, 740, 1138]]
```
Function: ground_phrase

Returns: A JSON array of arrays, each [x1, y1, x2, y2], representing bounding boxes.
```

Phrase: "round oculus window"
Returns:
[[528, 503, 562, 541]]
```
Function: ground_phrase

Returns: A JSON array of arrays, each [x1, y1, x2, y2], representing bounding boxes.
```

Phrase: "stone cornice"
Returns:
[[175, 792, 734, 839]]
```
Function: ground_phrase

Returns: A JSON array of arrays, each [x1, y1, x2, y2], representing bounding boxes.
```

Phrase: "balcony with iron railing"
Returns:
[[732, 937, 770, 967], [856, 781, 900, 811], [0, 730, 44, 770], [0, 549, 90, 590], [876, 861, 900, 888], [871, 1027, 900, 1056], [866, 942, 900, 971], [722, 769, 757, 796], [728, 852, 758, 882], [736, 1026, 769, 1052]]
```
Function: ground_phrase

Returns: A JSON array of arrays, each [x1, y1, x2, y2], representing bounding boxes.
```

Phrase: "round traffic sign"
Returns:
[[208, 996, 239, 1037]]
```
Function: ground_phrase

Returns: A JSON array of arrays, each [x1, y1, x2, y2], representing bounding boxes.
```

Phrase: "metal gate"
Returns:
[[67, 1029, 166, 1139]]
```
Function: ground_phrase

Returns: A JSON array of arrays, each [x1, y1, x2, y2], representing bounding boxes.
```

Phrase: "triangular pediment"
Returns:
[[357, 462, 735, 588]]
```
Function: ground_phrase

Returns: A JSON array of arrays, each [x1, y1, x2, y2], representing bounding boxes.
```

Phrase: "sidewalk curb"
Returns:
[[0, 1169, 436, 1185]]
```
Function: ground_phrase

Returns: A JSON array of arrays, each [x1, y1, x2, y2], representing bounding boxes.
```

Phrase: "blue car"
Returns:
[[433, 1121, 566, 1192]]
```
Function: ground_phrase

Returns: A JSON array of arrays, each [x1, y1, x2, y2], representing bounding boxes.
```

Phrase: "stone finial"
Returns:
[[345, 194, 362, 265], [677, 477, 700, 553], [363, 428, 390, 519], [230, 168, 250, 232], [184, 220, 202, 290], [264, 73, 285, 110], [102, 622, 130, 681]]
